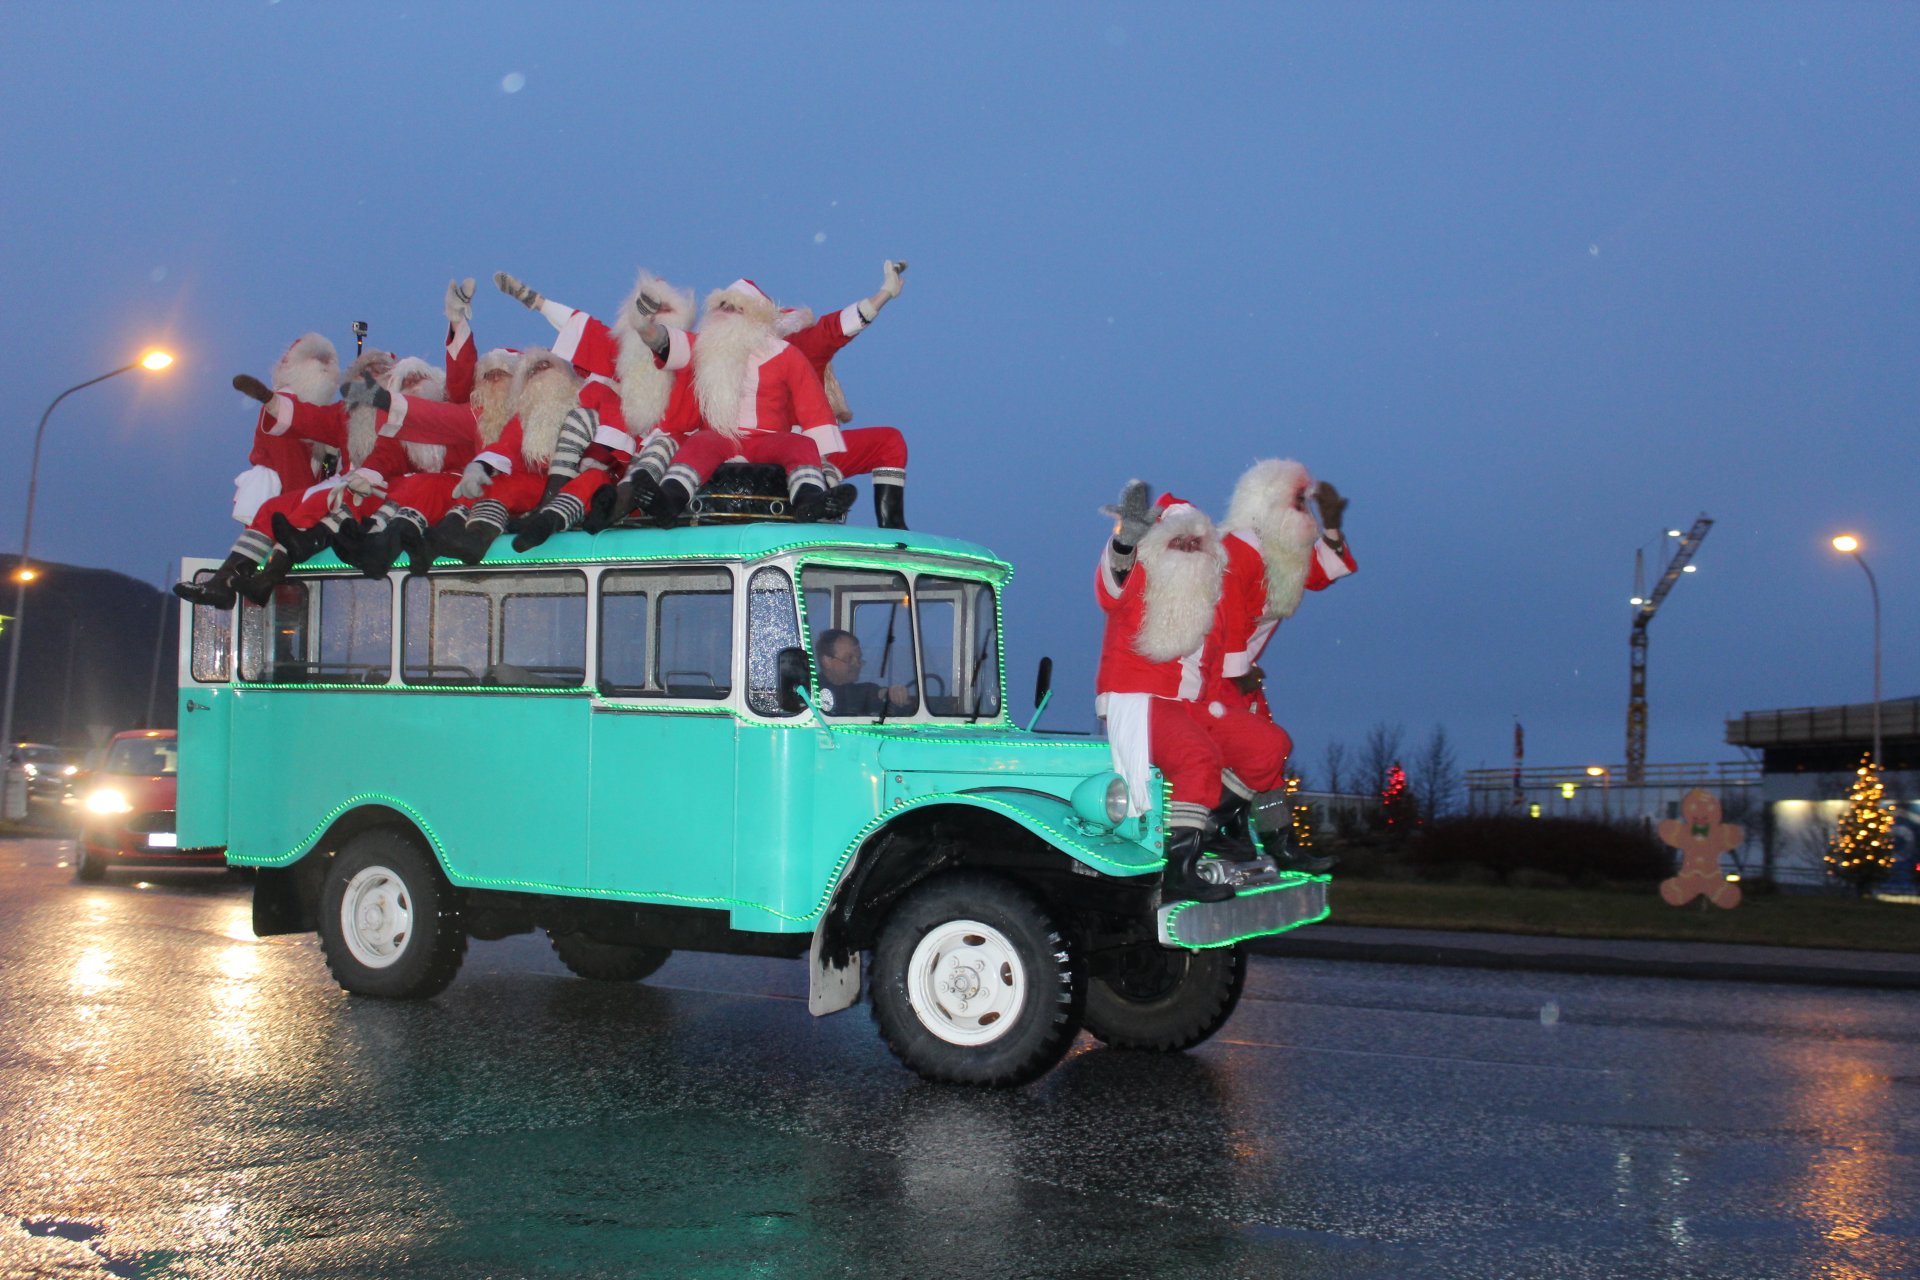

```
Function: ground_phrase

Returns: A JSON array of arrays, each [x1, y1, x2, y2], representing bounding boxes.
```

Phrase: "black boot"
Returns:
[[270, 512, 332, 564], [436, 515, 499, 565], [171, 551, 252, 611], [610, 471, 660, 525], [355, 524, 402, 579], [512, 506, 567, 552], [791, 481, 858, 524], [331, 516, 371, 566], [238, 547, 292, 607], [1162, 829, 1234, 903], [651, 478, 690, 529], [1207, 798, 1261, 863], [395, 518, 436, 574], [580, 482, 617, 533], [874, 484, 907, 530]]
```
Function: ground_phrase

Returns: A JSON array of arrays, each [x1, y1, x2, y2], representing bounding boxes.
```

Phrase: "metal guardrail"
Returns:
[[1726, 699, 1920, 747], [1464, 762, 1760, 790]]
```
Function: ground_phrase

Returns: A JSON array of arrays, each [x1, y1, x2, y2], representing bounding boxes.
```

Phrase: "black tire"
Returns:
[[1084, 942, 1247, 1051], [547, 930, 671, 982], [317, 827, 466, 999], [74, 846, 105, 883], [869, 871, 1084, 1087]]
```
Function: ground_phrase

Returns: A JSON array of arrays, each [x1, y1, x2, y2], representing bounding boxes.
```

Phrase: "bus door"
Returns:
[[588, 565, 739, 900], [174, 557, 235, 851]]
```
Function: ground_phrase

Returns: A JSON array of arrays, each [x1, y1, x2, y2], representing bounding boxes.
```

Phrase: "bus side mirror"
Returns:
[[1034, 656, 1052, 708], [777, 646, 812, 713]]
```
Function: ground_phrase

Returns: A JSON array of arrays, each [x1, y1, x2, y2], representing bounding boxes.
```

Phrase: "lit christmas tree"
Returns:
[[1381, 762, 1416, 835], [1827, 754, 1896, 896], [1285, 771, 1313, 852]]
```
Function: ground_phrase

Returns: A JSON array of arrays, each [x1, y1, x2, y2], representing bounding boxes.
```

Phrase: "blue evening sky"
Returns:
[[2, 2, 1914, 776]]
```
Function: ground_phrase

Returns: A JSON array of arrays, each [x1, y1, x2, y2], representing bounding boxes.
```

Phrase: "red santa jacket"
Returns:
[[543, 304, 696, 444], [379, 394, 492, 476], [660, 326, 841, 450], [1093, 548, 1217, 706], [247, 404, 326, 493], [275, 396, 482, 487], [1206, 530, 1356, 698], [444, 320, 475, 405]]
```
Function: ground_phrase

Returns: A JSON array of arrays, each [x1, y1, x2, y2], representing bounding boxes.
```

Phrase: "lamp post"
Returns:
[[1, 351, 175, 759], [1586, 765, 1611, 820], [1830, 535, 1881, 767]]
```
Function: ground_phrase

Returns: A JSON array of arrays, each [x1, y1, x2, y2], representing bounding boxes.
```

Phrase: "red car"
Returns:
[[74, 730, 225, 881]]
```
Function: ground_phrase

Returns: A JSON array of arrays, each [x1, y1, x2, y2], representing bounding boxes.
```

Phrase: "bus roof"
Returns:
[[286, 523, 1011, 577]]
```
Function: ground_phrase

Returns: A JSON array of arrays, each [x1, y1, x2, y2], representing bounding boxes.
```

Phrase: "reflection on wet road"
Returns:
[[1, 838, 1914, 1278]]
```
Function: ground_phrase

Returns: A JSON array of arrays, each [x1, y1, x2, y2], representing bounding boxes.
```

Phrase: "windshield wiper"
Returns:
[[874, 601, 901, 725], [965, 625, 996, 723]]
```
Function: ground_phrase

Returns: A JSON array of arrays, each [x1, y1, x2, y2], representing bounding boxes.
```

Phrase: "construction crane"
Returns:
[[1626, 515, 1713, 783]]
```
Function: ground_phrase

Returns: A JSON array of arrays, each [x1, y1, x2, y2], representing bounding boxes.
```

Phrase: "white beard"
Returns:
[[1251, 505, 1318, 619], [517, 370, 577, 467], [405, 442, 446, 472], [275, 353, 338, 405], [346, 406, 379, 468], [1134, 522, 1226, 663], [692, 310, 779, 439], [471, 380, 514, 446], [615, 330, 676, 433]]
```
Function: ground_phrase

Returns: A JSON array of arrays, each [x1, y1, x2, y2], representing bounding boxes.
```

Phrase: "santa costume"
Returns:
[[431, 349, 609, 564], [346, 347, 520, 577], [1203, 458, 1356, 867], [624, 278, 854, 526], [775, 258, 912, 528], [174, 333, 343, 610], [1095, 488, 1235, 903]]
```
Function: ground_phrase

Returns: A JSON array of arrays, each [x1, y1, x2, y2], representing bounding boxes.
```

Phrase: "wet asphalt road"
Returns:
[[1, 836, 1915, 1280]]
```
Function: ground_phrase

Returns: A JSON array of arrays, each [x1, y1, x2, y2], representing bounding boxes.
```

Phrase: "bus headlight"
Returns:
[[85, 788, 132, 816], [1071, 772, 1130, 830]]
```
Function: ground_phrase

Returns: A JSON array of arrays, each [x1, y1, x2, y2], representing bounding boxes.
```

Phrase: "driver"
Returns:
[[815, 629, 914, 716]]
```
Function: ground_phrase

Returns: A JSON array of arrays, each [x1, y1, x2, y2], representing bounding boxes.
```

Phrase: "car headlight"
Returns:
[[61, 764, 77, 776], [85, 788, 132, 816], [20, 763, 37, 778], [1070, 772, 1131, 831]]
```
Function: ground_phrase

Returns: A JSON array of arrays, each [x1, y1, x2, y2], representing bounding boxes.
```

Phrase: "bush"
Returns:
[[1413, 816, 1672, 887]]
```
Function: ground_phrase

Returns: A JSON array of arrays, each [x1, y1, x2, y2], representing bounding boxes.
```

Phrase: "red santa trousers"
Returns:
[[1149, 698, 1225, 813], [1198, 700, 1292, 794], [669, 431, 823, 488], [385, 471, 464, 526], [824, 425, 907, 480], [453, 468, 612, 520]]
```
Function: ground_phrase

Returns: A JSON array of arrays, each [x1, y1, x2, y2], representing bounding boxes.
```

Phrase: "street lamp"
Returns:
[[0, 351, 176, 760], [1830, 534, 1881, 767], [1586, 765, 1611, 819]]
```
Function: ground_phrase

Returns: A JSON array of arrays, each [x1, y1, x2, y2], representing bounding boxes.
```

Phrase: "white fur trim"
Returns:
[[447, 320, 472, 358], [1103, 693, 1154, 817], [663, 326, 692, 371], [593, 423, 634, 451], [1314, 538, 1355, 581], [837, 302, 868, 336]]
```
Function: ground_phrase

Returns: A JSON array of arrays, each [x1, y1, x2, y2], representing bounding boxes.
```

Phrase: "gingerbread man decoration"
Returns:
[[1658, 788, 1743, 908]]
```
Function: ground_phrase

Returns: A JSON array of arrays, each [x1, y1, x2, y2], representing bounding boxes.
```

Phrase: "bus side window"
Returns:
[[190, 600, 232, 684], [746, 566, 800, 718], [496, 573, 587, 686]]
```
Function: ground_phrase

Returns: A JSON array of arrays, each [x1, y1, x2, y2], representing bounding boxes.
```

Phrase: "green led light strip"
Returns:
[[288, 532, 1012, 575], [233, 786, 1161, 924]]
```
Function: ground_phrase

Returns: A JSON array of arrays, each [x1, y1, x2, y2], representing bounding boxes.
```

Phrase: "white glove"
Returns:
[[444, 277, 475, 325], [880, 259, 907, 300], [494, 271, 543, 311], [452, 460, 493, 500]]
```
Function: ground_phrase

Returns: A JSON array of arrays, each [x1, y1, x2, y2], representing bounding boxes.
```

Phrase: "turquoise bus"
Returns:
[[176, 524, 1328, 1085]]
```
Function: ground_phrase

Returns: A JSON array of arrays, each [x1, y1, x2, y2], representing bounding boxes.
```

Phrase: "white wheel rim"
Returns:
[[340, 865, 414, 969], [905, 919, 1028, 1047]]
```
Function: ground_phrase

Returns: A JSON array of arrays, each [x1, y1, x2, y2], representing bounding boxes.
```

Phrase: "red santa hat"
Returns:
[[775, 306, 818, 337], [270, 332, 340, 404], [386, 356, 446, 401], [705, 277, 778, 325], [617, 269, 696, 333], [475, 347, 520, 380], [1156, 492, 1200, 518]]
